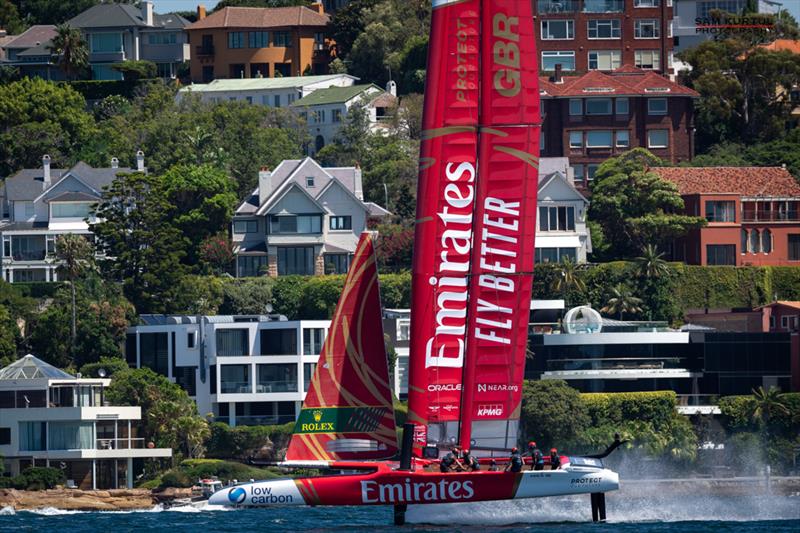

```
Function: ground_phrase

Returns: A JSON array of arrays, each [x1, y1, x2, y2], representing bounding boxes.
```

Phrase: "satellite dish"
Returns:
[[265, 303, 274, 314], [98, 368, 107, 378]]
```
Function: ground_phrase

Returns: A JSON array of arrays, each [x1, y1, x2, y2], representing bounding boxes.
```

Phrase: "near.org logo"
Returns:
[[228, 487, 247, 504]]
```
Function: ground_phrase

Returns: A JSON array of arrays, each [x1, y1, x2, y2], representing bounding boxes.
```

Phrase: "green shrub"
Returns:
[[14, 467, 65, 490], [583, 391, 677, 430], [179, 459, 282, 482], [79, 356, 130, 378], [205, 422, 294, 460], [14, 282, 65, 299], [159, 469, 193, 489], [521, 380, 590, 449]]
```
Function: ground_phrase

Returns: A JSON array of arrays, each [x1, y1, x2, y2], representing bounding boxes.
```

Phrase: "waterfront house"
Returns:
[[232, 157, 389, 278], [536, 158, 592, 263], [0, 25, 62, 80], [0, 355, 171, 489], [0, 154, 145, 283]]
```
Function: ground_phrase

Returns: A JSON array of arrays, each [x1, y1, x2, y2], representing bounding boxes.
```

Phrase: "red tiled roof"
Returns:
[[757, 39, 800, 54], [188, 6, 329, 30], [539, 66, 698, 98], [653, 167, 800, 197], [757, 301, 800, 311]]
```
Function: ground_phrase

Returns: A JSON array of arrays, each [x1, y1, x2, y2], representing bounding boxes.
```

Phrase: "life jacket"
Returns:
[[533, 449, 543, 463], [441, 452, 456, 468], [510, 452, 523, 471]]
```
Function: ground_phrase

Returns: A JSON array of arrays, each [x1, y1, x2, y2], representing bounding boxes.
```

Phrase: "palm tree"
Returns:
[[635, 244, 671, 278], [601, 284, 643, 321], [550, 255, 586, 302], [749, 386, 789, 427], [54, 234, 95, 354], [48, 24, 88, 80]]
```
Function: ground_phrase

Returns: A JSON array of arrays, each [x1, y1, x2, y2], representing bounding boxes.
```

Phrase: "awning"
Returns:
[[535, 235, 581, 249]]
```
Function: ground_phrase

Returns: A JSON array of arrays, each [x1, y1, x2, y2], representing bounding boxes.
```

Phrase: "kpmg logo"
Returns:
[[228, 487, 247, 504]]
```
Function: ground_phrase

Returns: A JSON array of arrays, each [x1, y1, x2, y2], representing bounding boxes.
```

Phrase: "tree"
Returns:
[[330, 0, 381, 59], [635, 244, 670, 279], [48, 24, 88, 79], [219, 278, 275, 315], [54, 234, 95, 357], [0, 0, 24, 34], [521, 380, 590, 449], [0, 305, 21, 369], [749, 386, 790, 427], [199, 234, 235, 275], [550, 256, 586, 305], [13, 0, 100, 26], [601, 284, 643, 321], [90, 171, 187, 314], [79, 356, 129, 378], [588, 149, 707, 259], [111, 60, 156, 81]]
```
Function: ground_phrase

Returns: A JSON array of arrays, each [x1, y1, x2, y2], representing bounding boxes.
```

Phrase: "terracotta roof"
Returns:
[[3, 25, 55, 49], [756, 39, 800, 54], [539, 67, 698, 98], [188, 6, 329, 30], [652, 167, 800, 197], [757, 301, 800, 311]]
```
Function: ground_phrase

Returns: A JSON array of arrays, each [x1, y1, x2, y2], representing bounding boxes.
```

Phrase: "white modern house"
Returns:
[[0, 154, 145, 283], [232, 157, 389, 278], [0, 355, 172, 489], [176, 74, 358, 107], [126, 315, 332, 426], [536, 157, 592, 263]]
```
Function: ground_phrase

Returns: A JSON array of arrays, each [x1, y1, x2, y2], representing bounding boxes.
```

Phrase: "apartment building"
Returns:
[[186, 4, 332, 83], [534, 0, 674, 75], [67, 1, 190, 80], [232, 158, 389, 278], [653, 166, 800, 266], [0, 154, 145, 283], [0, 355, 171, 489], [540, 66, 698, 188]]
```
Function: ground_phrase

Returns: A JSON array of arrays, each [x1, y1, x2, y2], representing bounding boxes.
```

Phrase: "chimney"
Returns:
[[110, 157, 119, 169], [353, 162, 363, 201], [142, 1, 154, 26], [310, 2, 324, 14], [553, 64, 563, 84], [386, 80, 397, 97], [136, 150, 145, 172], [197, 4, 207, 20], [258, 167, 271, 206], [42, 154, 51, 187]]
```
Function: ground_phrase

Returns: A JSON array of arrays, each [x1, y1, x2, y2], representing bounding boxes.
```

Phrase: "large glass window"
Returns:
[[249, 31, 269, 48], [277, 246, 315, 275], [273, 31, 291, 47], [238, 255, 266, 277], [588, 50, 621, 70], [569, 99, 582, 116], [587, 19, 621, 38], [220, 365, 250, 394], [569, 131, 583, 148], [324, 253, 350, 274], [539, 206, 576, 232], [19, 421, 46, 451], [48, 422, 93, 450], [585, 98, 612, 115], [303, 363, 316, 392], [616, 130, 630, 148], [707, 244, 736, 266], [269, 215, 322, 234], [535, 247, 577, 263], [647, 129, 668, 148], [303, 328, 325, 355], [634, 19, 660, 38], [140, 332, 168, 375], [749, 229, 761, 254], [616, 98, 629, 115], [175, 367, 197, 396], [91, 33, 122, 53], [52, 203, 92, 218], [705, 201, 735, 222], [216, 329, 249, 357], [228, 32, 244, 49], [260, 329, 297, 355], [586, 130, 613, 147], [541, 20, 574, 39], [257, 364, 298, 393], [763, 229, 772, 253], [233, 220, 258, 233], [789, 234, 800, 260], [635, 50, 661, 70], [329, 215, 352, 230], [648, 98, 668, 115], [634, 0, 659, 6], [541, 51, 575, 71], [148, 32, 177, 45]]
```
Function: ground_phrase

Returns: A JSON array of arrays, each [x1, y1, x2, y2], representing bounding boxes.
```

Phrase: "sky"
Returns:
[[152, 0, 220, 14]]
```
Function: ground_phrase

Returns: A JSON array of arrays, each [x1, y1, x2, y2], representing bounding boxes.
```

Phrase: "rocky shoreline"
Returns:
[[0, 487, 193, 511]]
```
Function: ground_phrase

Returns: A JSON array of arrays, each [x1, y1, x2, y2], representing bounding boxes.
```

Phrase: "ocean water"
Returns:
[[1, 494, 798, 533]]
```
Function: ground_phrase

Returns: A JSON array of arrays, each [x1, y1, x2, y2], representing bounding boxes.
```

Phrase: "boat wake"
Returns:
[[4, 503, 233, 516]]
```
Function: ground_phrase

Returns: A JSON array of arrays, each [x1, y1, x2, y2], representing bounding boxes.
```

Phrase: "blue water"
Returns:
[[1, 494, 799, 532]]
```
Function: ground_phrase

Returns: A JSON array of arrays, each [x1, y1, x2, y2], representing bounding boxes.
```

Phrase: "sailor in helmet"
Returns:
[[462, 449, 480, 472], [549, 448, 561, 470], [504, 447, 523, 473], [440, 446, 466, 473], [527, 441, 544, 471]]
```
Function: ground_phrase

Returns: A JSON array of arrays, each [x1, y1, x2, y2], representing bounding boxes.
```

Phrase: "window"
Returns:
[[571, 165, 584, 184], [397, 319, 410, 341], [187, 332, 196, 349], [535, 247, 577, 263], [634, 19, 660, 38], [789, 235, 800, 260], [541, 51, 575, 71], [588, 50, 621, 70], [246, 96, 253, 104], [569, 131, 583, 148], [586, 130, 613, 148], [585, 98, 612, 115], [220, 365, 250, 394], [303, 328, 325, 355], [261, 329, 297, 355], [539, 206, 576, 232], [233, 220, 258, 233], [705, 201, 735, 223], [19, 422, 46, 451], [770, 315, 776, 329], [257, 364, 298, 393], [273, 31, 291, 47], [175, 367, 196, 396], [49, 421, 94, 450], [274, 94, 281, 107], [587, 164, 599, 181], [587, 19, 621, 39], [635, 50, 661, 70], [741, 229, 748, 254], [216, 329, 248, 357], [303, 363, 316, 392], [329, 215, 352, 230], [750, 229, 761, 254], [647, 129, 668, 148], [569, 99, 582, 116], [634, 0, 659, 6], [763, 229, 772, 253], [91, 33, 122, 53], [707, 244, 736, 266], [0, 427, 9, 445], [616, 130, 629, 147], [148, 33, 177, 45], [238, 255, 266, 277], [648, 98, 668, 115], [269, 215, 322, 234], [781, 315, 799, 330], [140, 332, 168, 375], [249, 31, 269, 48], [228, 32, 244, 49], [306, 176, 315, 188], [668, 20, 673, 38], [314, 32, 325, 47], [332, 109, 342, 122], [52, 203, 92, 218], [324, 254, 350, 274], [277, 246, 315, 275], [23, 202, 34, 218], [541, 20, 574, 40]]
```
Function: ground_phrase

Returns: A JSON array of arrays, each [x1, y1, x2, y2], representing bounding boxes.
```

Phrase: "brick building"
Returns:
[[534, 0, 674, 75], [540, 66, 698, 187], [653, 167, 800, 266], [187, 4, 333, 83]]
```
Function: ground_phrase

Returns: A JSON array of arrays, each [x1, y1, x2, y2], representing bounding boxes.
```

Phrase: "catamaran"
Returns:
[[209, 0, 620, 524]]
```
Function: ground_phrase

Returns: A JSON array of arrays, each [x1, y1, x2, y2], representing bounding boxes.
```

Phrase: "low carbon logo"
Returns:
[[228, 487, 247, 504]]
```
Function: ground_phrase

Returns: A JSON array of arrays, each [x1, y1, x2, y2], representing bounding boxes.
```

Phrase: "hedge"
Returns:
[[0, 466, 65, 490], [205, 422, 294, 460], [718, 392, 800, 433], [582, 391, 677, 430], [66, 78, 161, 101], [13, 281, 65, 299]]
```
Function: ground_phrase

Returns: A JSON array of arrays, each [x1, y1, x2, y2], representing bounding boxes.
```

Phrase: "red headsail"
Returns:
[[286, 233, 398, 461]]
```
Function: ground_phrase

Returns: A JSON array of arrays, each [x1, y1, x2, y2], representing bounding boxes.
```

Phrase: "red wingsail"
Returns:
[[286, 233, 398, 462]]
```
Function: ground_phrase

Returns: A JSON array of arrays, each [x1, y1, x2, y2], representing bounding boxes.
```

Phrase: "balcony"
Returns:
[[96, 437, 146, 450], [742, 210, 800, 223], [256, 380, 298, 393], [546, 357, 687, 372], [220, 381, 251, 394], [12, 250, 46, 261], [195, 45, 215, 56], [537, 0, 578, 13], [582, 0, 624, 13]]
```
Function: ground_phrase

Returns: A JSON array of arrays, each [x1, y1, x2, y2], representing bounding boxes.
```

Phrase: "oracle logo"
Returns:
[[477, 404, 503, 417], [428, 384, 462, 392]]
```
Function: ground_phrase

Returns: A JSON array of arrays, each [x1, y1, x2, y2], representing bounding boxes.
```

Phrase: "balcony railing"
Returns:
[[12, 250, 47, 261], [256, 381, 298, 393], [220, 381, 251, 394], [676, 394, 719, 407], [213, 414, 295, 426], [582, 0, 624, 12], [537, 0, 578, 13], [742, 210, 800, 222], [96, 437, 145, 450], [195, 45, 214, 56], [530, 321, 673, 335], [546, 357, 687, 372]]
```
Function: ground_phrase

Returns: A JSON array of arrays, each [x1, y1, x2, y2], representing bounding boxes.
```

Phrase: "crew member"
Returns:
[[440, 446, 465, 473], [528, 441, 544, 471], [488, 459, 499, 472], [504, 447, 523, 473], [549, 448, 561, 470], [462, 449, 480, 471]]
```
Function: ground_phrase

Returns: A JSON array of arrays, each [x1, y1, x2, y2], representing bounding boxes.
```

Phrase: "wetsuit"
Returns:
[[532, 449, 544, 471], [506, 452, 523, 473], [440, 452, 456, 473], [464, 454, 480, 472], [549, 453, 560, 470]]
